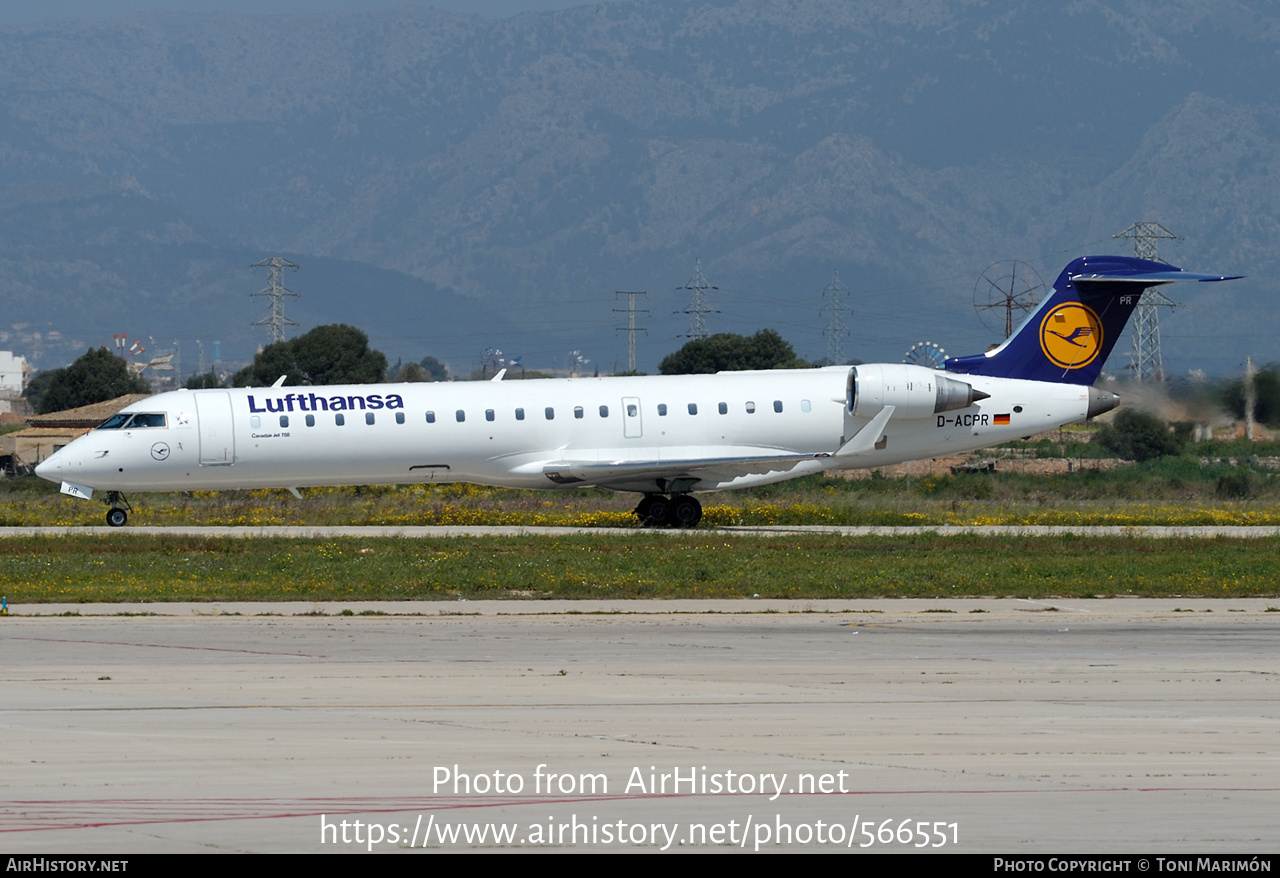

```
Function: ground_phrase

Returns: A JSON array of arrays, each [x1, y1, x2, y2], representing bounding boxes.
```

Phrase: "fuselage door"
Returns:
[[622, 396, 643, 439], [195, 391, 236, 465]]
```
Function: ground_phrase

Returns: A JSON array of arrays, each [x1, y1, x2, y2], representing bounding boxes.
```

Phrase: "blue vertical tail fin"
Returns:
[[944, 255, 1241, 385]]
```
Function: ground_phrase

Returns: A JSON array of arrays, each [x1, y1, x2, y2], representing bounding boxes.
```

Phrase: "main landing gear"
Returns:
[[104, 491, 131, 528], [634, 493, 702, 528]]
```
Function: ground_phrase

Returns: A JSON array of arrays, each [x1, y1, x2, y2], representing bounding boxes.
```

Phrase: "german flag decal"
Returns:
[[993, 413, 1011, 425]]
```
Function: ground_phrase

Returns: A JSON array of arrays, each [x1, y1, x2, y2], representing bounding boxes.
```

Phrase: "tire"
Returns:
[[106, 508, 128, 528], [671, 495, 702, 528], [645, 496, 671, 528], [634, 495, 656, 524]]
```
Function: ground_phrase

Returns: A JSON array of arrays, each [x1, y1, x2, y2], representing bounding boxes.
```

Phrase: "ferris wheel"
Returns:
[[903, 341, 947, 370]]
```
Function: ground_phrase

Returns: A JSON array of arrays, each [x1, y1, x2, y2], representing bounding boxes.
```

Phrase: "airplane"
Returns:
[[35, 255, 1240, 528]]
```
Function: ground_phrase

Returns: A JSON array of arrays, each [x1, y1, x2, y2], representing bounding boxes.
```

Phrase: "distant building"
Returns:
[[0, 350, 28, 396], [0, 350, 32, 419]]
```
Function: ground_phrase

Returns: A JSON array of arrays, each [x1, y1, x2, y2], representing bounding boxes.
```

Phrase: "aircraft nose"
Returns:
[[34, 449, 63, 483]]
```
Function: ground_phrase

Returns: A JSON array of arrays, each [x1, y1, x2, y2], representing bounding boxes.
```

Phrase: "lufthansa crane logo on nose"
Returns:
[[151, 442, 171, 461], [1040, 303, 1103, 369]]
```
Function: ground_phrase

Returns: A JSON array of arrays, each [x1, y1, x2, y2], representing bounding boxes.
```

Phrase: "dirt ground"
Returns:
[[837, 455, 1121, 479]]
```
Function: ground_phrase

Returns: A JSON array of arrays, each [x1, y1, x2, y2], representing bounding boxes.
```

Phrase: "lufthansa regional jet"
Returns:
[[35, 255, 1239, 528]]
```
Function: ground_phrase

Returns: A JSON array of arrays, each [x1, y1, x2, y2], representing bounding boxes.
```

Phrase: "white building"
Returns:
[[0, 350, 29, 396]]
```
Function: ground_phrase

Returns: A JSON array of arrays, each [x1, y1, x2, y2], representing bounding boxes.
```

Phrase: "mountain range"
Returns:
[[0, 0, 1276, 378]]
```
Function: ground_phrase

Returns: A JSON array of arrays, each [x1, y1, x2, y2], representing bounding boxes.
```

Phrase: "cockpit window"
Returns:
[[97, 412, 167, 430]]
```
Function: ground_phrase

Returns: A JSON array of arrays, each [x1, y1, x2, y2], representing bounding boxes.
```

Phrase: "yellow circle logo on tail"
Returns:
[[1039, 303, 1103, 369]]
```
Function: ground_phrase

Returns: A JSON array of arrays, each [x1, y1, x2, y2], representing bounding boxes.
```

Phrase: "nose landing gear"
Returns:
[[634, 493, 702, 528], [103, 491, 131, 527]]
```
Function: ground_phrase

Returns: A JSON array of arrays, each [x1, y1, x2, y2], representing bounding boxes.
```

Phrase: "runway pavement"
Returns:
[[1, 598, 1276, 853]]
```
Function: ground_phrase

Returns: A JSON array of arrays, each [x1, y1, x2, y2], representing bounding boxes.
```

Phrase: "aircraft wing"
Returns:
[[537, 406, 894, 491], [541, 450, 830, 489]]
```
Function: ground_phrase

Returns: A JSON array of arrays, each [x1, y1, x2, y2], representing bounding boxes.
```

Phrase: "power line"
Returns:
[[675, 258, 718, 340], [1114, 222, 1179, 382], [819, 270, 850, 365], [614, 291, 648, 373], [251, 257, 301, 345]]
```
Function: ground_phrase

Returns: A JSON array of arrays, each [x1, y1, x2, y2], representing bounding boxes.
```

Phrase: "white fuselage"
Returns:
[[37, 367, 1093, 496]]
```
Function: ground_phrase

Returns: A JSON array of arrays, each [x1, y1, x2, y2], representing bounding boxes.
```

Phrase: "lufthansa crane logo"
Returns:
[[1040, 303, 1103, 370], [151, 442, 171, 461]]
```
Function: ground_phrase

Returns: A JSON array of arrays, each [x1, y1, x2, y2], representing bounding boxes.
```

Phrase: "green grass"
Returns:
[[6, 460, 1280, 603], [1, 533, 1277, 602], [6, 468, 1280, 528]]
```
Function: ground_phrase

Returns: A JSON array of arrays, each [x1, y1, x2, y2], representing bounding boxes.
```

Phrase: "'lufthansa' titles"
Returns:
[[247, 393, 406, 413]]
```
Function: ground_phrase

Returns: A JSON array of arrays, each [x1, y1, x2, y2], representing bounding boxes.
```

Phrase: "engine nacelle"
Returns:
[[847, 364, 988, 420]]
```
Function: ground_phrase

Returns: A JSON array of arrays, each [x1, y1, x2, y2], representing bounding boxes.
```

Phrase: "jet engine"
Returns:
[[847, 364, 988, 419]]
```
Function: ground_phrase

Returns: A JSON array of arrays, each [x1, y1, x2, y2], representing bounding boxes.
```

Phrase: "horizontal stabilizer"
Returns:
[[946, 255, 1242, 385], [1072, 268, 1243, 284]]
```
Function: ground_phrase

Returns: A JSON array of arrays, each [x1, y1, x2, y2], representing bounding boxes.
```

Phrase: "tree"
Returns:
[[1093, 409, 1186, 461], [232, 325, 388, 387], [388, 355, 448, 383], [30, 348, 152, 414], [185, 371, 224, 389], [1223, 365, 1280, 427], [390, 361, 428, 382], [419, 355, 448, 381], [21, 369, 58, 412], [658, 330, 809, 375]]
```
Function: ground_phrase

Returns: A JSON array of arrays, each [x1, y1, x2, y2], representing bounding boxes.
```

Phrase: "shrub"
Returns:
[[1216, 470, 1254, 499], [1094, 409, 1186, 462]]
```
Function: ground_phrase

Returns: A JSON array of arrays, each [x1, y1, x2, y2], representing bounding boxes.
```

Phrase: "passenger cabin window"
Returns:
[[335, 414, 346, 426], [801, 399, 812, 413], [545, 407, 555, 420], [626, 403, 638, 417], [305, 414, 315, 427], [718, 402, 727, 415], [250, 416, 261, 429], [574, 406, 584, 419], [395, 412, 405, 425], [486, 409, 495, 422], [746, 401, 756, 413], [365, 412, 375, 425], [658, 404, 668, 416], [687, 403, 698, 415], [773, 400, 783, 413], [426, 411, 436, 423], [515, 408, 525, 421], [599, 405, 609, 418], [279, 415, 289, 428], [456, 410, 465, 422]]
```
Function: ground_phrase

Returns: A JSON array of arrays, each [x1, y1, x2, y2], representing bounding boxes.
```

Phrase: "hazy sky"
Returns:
[[0, 0, 594, 24]]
